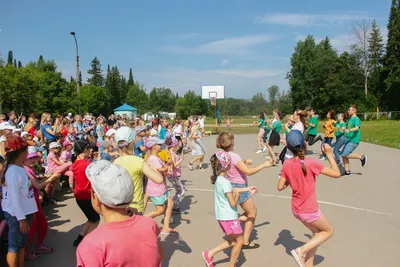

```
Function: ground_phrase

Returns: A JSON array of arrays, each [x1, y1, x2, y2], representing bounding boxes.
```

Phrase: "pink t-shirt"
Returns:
[[76, 215, 161, 267], [227, 151, 247, 184], [281, 158, 325, 213], [146, 155, 167, 197], [47, 152, 59, 173], [168, 151, 181, 178], [60, 150, 72, 162]]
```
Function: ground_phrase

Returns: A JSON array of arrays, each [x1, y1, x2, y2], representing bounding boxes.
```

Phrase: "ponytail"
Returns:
[[209, 154, 223, 184], [292, 147, 307, 176]]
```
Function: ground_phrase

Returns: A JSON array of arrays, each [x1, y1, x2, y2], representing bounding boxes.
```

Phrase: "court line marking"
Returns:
[[188, 188, 393, 217]]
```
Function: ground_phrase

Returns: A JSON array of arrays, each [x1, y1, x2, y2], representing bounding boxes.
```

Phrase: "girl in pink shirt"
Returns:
[[144, 137, 177, 235], [216, 132, 271, 249], [60, 140, 74, 189], [277, 130, 341, 267]]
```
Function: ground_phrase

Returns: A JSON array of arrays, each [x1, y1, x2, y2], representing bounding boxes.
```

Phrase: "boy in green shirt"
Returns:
[[307, 109, 323, 146], [340, 105, 367, 176]]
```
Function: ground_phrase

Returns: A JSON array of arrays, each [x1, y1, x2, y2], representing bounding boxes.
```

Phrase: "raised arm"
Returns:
[[235, 160, 271, 176]]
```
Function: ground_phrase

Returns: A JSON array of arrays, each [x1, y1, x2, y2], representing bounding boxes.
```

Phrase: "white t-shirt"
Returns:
[[0, 135, 6, 158], [285, 123, 305, 160], [174, 125, 183, 137], [1, 165, 38, 220], [198, 118, 205, 129]]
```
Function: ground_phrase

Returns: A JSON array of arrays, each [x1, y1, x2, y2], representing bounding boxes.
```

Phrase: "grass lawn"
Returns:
[[204, 120, 400, 149]]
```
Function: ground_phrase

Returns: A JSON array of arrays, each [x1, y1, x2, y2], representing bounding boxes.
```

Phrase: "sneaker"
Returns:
[[188, 163, 194, 171], [262, 146, 268, 152], [266, 155, 270, 160], [343, 171, 352, 177], [255, 150, 262, 154], [361, 155, 367, 167], [202, 251, 214, 267], [319, 157, 326, 161]]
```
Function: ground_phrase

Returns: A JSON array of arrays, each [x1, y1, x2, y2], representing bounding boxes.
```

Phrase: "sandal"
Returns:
[[25, 252, 40, 260], [241, 242, 260, 249], [36, 244, 55, 253], [290, 247, 305, 267]]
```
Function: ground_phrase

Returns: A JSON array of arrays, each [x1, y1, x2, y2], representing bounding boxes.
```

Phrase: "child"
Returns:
[[320, 109, 336, 160], [46, 142, 73, 199], [144, 137, 177, 235], [76, 160, 162, 266], [1, 136, 38, 267], [225, 117, 233, 132], [202, 151, 258, 267], [165, 136, 186, 214], [100, 141, 113, 161], [277, 131, 341, 267], [24, 147, 59, 260], [134, 126, 147, 157], [60, 140, 74, 188], [333, 113, 346, 164]]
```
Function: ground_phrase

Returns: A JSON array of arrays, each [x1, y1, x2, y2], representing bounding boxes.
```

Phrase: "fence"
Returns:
[[363, 111, 400, 120]]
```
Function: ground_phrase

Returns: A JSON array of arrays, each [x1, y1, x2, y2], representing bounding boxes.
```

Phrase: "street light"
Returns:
[[70, 31, 80, 114]]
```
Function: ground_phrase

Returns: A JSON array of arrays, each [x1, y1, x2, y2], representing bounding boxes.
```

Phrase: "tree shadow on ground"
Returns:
[[274, 229, 324, 266]]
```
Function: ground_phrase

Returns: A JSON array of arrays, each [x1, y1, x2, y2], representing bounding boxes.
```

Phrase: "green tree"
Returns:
[[87, 57, 104, 87], [368, 19, 385, 104], [175, 91, 207, 118], [17, 61, 22, 68], [13, 59, 17, 68], [126, 83, 148, 113], [128, 68, 134, 86], [105, 65, 122, 109], [79, 84, 110, 115], [267, 85, 279, 109], [382, 0, 400, 110], [7, 51, 13, 65], [148, 87, 176, 113]]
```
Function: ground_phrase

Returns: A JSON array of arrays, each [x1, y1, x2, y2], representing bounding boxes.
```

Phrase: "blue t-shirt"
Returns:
[[73, 122, 84, 140], [214, 176, 238, 220], [159, 127, 167, 140], [134, 140, 145, 157], [96, 125, 104, 142], [100, 152, 112, 161], [41, 124, 56, 141]]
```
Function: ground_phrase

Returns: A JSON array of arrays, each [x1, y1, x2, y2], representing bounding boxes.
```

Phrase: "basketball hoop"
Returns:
[[210, 97, 216, 106]]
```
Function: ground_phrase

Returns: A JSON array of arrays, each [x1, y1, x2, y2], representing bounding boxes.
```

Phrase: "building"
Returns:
[[114, 103, 138, 120]]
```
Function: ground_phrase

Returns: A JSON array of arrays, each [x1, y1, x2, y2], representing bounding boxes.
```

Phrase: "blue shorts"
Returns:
[[150, 191, 170, 206], [4, 212, 33, 253], [340, 141, 359, 157], [231, 183, 251, 205]]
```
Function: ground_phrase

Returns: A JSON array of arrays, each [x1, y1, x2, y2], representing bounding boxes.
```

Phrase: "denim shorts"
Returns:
[[231, 183, 251, 205], [340, 141, 359, 157], [4, 212, 33, 253], [150, 191, 170, 206]]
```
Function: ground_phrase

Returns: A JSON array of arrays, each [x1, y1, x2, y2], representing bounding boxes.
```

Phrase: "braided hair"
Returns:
[[292, 147, 307, 176], [210, 154, 224, 184]]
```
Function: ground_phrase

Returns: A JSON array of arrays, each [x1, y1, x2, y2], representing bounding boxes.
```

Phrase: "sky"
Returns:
[[0, 0, 392, 99]]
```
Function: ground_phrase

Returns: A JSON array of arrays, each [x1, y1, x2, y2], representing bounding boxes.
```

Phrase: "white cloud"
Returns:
[[258, 11, 369, 27], [221, 59, 229, 66], [162, 34, 279, 56], [135, 67, 288, 98]]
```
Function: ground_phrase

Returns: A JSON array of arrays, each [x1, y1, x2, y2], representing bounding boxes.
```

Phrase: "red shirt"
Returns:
[[281, 158, 325, 213], [61, 127, 68, 140], [72, 159, 92, 200], [28, 126, 35, 138], [76, 215, 161, 267]]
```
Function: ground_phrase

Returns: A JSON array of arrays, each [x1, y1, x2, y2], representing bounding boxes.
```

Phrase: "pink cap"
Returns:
[[63, 140, 72, 147]]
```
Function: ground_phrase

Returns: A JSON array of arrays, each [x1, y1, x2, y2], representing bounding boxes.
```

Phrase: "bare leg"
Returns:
[[229, 235, 244, 267], [7, 251, 18, 267], [268, 145, 276, 163], [208, 234, 241, 258], [199, 156, 204, 168], [342, 156, 350, 171], [145, 205, 165, 219], [143, 193, 149, 213], [190, 156, 202, 165], [163, 197, 174, 231], [347, 153, 362, 160], [240, 198, 257, 246]]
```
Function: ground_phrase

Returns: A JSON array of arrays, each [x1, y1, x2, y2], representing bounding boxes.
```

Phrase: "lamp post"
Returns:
[[70, 31, 80, 114]]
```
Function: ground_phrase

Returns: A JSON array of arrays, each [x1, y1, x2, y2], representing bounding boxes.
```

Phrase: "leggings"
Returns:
[[27, 199, 48, 249], [168, 177, 186, 210]]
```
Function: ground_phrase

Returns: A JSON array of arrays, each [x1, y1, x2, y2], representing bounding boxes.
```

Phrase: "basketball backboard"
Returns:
[[201, 85, 225, 99]]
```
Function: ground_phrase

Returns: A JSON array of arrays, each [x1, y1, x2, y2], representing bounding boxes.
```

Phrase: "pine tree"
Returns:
[[368, 19, 384, 69], [128, 68, 134, 86], [7, 51, 13, 65], [17, 61, 22, 68], [87, 57, 104, 87], [382, 0, 400, 110], [13, 59, 17, 68]]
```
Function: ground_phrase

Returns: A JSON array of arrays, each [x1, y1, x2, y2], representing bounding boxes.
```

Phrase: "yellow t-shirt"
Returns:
[[114, 155, 145, 213], [324, 119, 335, 138]]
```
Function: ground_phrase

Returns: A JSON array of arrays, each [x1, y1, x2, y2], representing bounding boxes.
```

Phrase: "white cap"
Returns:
[[12, 128, 22, 133], [49, 142, 61, 149], [105, 128, 117, 137], [21, 131, 29, 137], [115, 126, 136, 147], [86, 160, 134, 208], [68, 113, 72, 116], [0, 122, 16, 131]]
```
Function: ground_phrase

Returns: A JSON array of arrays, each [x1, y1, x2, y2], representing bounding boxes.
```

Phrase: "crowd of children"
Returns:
[[0, 105, 368, 267]]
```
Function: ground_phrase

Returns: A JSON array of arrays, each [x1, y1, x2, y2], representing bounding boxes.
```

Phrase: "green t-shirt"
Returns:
[[284, 124, 293, 134], [346, 116, 361, 144], [335, 122, 346, 137], [214, 176, 238, 220], [272, 120, 282, 133], [264, 117, 270, 130], [258, 119, 265, 129], [308, 116, 318, 136]]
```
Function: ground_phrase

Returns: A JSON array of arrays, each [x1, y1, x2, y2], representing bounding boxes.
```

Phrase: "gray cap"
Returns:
[[86, 160, 134, 208], [134, 126, 147, 134], [102, 141, 112, 149]]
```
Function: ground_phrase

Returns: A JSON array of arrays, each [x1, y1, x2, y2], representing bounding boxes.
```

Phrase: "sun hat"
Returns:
[[26, 146, 39, 159], [86, 160, 134, 208], [115, 127, 135, 147], [215, 151, 231, 170], [167, 137, 179, 148], [5, 136, 27, 152], [145, 137, 164, 149], [102, 140, 112, 149], [286, 130, 305, 151], [74, 139, 90, 155], [62, 140, 72, 147], [105, 128, 117, 137], [49, 142, 61, 150], [134, 126, 147, 135], [0, 122, 16, 131]]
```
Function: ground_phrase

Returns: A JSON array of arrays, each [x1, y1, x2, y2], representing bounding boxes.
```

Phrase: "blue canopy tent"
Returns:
[[114, 103, 138, 120]]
